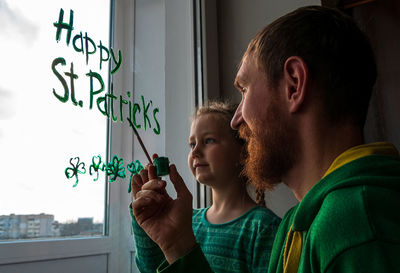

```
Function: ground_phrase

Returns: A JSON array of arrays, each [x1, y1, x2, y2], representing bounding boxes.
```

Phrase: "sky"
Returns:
[[0, 0, 111, 223]]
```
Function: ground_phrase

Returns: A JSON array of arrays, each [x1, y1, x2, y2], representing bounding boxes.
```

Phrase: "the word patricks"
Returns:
[[51, 58, 161, 134]]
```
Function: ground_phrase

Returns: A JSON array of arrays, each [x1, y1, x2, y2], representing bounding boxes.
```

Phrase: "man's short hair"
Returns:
[[245, 6, 377, 127]]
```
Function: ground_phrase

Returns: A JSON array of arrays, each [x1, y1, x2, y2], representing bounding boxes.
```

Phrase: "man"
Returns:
[[132, 5, 400, 273]]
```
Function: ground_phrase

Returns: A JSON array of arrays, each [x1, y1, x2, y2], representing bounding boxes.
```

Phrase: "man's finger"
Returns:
[[148, 164, 159, 180], [131, 194, 167, 225], [169, 164, 191, 199], [131, 197, 154, 223], [141, 179, 166, 191], [131, 174, 144, 198], [139, 169, 149, 184], [136, 189, 165, 202]]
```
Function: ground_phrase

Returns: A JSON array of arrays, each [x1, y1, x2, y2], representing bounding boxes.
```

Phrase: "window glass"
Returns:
[[0, 0, 110, 240]]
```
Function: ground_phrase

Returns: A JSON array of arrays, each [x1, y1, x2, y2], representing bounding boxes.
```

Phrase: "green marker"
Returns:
[[127, 118, 170, 176], [153, 156, 170, 176]]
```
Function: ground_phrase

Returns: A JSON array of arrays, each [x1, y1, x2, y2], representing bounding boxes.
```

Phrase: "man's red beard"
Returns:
[[239, 114, 298, 191]]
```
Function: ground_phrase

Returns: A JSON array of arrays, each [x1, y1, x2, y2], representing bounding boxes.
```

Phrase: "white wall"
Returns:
[[354, 0, 400, 151]]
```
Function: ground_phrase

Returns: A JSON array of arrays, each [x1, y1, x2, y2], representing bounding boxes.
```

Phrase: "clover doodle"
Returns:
[[127, 160, 144, 193], [89, 155, 106, 181], [106, 155, 126, 182], [65, 157, 87, 187]]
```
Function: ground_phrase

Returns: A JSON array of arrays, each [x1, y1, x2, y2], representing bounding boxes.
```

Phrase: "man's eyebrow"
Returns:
[[234, 78, 241, 90], [234, 75, 247, 90]]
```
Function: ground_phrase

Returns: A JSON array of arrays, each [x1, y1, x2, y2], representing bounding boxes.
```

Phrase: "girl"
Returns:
[[130, 101, 281, 273]]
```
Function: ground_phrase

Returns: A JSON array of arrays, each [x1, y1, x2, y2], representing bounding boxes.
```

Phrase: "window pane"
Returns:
[[0, 0, 110, 240]]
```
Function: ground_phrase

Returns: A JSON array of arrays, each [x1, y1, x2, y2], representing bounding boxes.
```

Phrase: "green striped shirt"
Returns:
[[131, 206, 281, 273]]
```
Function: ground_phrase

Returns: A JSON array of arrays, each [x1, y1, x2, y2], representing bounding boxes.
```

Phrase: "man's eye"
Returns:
[[205, 138, 215, 144]]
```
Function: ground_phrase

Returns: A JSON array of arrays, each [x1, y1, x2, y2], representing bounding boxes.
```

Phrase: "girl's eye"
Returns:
[[205, 138, 215, 144], [189, 142, 195, 149]]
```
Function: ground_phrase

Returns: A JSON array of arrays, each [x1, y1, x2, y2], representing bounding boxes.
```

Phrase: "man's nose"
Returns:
[[231, 101, 244, 130]]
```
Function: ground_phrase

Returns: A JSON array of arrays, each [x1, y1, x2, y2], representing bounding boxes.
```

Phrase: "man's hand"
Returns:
[[131, 164, 197, 264]]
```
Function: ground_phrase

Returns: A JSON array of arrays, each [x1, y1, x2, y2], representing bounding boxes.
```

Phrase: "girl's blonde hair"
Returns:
[[192, 101, 242, 145], [192, 101, 266, 207]]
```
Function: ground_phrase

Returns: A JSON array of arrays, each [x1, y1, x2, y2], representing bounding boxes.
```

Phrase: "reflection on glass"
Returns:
[[0, 0, 110, 240]]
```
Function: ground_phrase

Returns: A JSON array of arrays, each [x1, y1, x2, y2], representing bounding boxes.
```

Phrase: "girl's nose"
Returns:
[[191, 144, 202, 158]]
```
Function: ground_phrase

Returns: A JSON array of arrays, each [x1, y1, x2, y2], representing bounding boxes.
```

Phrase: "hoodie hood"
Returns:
[[292, 142, 400, 231]]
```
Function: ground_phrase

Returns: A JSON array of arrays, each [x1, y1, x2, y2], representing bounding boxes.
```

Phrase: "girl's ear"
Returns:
[[282, 56, 309, 113]]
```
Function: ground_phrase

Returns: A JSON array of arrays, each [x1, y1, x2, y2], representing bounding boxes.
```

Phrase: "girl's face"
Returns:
[[187, 114, 242, 186]]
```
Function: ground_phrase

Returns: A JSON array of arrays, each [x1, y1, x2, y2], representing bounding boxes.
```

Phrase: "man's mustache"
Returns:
[[238, 123, 252, 142]]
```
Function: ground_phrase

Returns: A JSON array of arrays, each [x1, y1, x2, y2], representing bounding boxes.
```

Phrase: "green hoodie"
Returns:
[[269, 143, 400, 273]]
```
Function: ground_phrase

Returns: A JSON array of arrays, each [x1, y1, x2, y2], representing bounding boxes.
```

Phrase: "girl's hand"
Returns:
[[131, 164, 197, 264]]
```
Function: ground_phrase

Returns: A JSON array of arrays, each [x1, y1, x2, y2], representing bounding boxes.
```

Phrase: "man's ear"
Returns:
[[283, 56, 309, 113]]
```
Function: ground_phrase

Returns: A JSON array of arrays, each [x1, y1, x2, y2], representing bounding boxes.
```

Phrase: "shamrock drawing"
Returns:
[[65, 157, 86, 187], [89, 155, 106, 181], [127, 160, 144, 193], [106, 155, 126, 182]]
